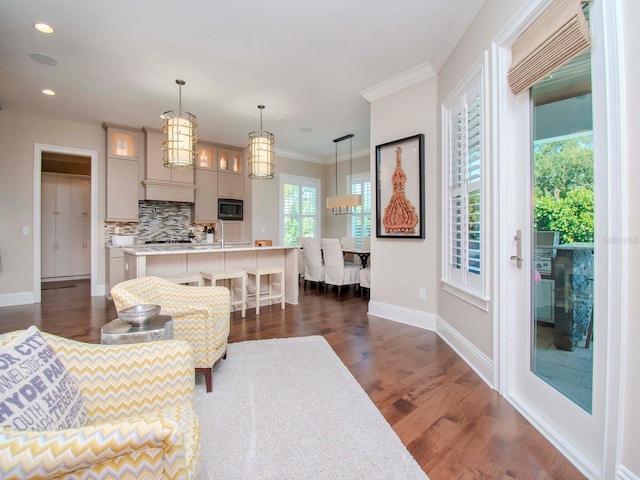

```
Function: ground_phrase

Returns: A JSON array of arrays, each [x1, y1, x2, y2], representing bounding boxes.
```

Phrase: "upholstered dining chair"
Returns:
[[301, 237, 324, 288], [111, 276, 230, 393], [340, 236, 359, 264], [321, 238, 361, 296], [359, 267, 371, 298], [0, 330, 200, 479]]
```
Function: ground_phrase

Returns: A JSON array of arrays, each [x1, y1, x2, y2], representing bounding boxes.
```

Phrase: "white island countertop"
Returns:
[[121, 243, 299, 306], [122, 244, 297, 256]]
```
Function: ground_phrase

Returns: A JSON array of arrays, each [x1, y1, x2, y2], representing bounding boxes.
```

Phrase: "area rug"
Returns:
[[194, 335, 428, 480]]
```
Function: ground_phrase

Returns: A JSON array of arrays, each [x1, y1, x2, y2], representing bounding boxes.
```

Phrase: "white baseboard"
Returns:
[[618, 465, 640, 480], [367, 300, 437, 330], [0, 291, 36, 307], [436, 316, 495, 389], [1, 283, 107, 307], [366, 301, 495, 389]]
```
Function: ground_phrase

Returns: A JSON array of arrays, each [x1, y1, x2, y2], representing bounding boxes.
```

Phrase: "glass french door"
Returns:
[[505, 44, 605, 471]]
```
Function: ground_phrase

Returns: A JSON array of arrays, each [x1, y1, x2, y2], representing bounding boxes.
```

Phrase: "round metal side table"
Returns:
[[101, 314, 173, 345]]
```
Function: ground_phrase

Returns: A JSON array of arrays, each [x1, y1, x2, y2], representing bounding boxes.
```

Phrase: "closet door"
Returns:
[[41, 174, 57, 278]]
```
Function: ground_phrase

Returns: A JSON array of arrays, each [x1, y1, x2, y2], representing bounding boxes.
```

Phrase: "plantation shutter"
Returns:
[[349, 176, 371, 244], [281, 175, 320, 246], [466, 80, 481, 276], [448, 96, 464, 273], [508, 0, 590, 95], [446, 74, 483, 286]]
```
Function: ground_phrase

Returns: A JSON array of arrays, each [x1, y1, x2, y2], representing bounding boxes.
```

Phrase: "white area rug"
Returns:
[[194, 335, 428, 480]]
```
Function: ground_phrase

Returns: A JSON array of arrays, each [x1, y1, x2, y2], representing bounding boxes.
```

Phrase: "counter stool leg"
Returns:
[[241, 273, 247, 317], [255, 273, 261, 315], [280, 271, 286, 310]]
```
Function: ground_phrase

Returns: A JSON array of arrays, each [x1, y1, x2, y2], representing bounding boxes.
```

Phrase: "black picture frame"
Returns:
[[375, 134, 425, 239]]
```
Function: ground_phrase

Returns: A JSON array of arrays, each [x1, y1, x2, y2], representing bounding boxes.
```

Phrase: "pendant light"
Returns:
[[326, 133, 362, 215], [248, 105, 275, 179], [161, 79, 197, 168]]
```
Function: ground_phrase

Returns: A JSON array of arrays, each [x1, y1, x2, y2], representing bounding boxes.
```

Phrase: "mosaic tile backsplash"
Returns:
[[104, 201, 213, 244]]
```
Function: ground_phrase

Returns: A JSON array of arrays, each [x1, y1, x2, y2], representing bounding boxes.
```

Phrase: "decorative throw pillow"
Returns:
[[0, 326, 87, 431]]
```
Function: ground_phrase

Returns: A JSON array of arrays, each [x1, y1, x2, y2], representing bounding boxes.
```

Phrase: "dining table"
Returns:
[[342, 247, 371, 268]]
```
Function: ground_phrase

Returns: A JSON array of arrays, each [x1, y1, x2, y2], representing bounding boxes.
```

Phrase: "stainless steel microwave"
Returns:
[[218, 198, 243, 220]]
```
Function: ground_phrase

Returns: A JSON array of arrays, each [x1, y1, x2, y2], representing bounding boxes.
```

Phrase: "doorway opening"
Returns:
[[33, 144, 99, 303]]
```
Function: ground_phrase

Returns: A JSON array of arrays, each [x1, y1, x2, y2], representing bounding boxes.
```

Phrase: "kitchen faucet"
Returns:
[[216, 219, 224, 248]]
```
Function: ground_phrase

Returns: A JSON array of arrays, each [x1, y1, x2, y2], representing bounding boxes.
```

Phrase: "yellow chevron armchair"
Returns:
[[0, 331, 200, 480], [111, 276, 231, 392]]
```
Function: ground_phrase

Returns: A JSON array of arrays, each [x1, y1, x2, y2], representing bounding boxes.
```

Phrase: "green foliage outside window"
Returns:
[[533, 135, 594, 243]]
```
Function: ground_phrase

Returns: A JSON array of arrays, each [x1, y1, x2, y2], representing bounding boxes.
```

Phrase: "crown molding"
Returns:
[[276, 147, 370, 165], [359, 62, 436, 102]]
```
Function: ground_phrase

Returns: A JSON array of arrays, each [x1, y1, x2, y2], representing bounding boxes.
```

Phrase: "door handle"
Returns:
[[511, 229, 523, 269]]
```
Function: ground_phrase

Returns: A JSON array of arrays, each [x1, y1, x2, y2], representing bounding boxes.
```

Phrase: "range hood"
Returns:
[[141, 180, 195, 203]]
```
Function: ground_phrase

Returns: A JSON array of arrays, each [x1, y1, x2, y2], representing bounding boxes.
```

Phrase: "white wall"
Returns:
[[323, 154, 370, 239], [250, 154, 371, 244], [435, 0, 528, 359], [250, 155, 327, 244], [369, 78, 439, 315], [0, 109, 106, 296]]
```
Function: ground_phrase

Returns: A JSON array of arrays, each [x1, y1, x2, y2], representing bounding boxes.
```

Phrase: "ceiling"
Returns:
[[0, 0, 485, 163]]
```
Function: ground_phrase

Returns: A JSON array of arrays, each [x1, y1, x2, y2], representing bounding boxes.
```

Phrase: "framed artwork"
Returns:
[[375, 134, 425, 239]]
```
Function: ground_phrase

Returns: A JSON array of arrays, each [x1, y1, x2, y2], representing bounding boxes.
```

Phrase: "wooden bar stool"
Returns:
[[201, 270, 247, 317], [245, 265, 285, 315], [159, 272, 204, 286]]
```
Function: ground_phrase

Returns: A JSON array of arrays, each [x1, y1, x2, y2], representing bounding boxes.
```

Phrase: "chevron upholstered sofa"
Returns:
[[111, 276, 231, 392], [0, 330, 200, 479]]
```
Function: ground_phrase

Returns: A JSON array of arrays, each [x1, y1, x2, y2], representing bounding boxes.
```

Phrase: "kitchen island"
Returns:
[[121, 244, 299, 306]]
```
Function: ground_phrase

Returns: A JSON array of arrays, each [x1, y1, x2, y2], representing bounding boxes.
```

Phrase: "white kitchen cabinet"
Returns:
[[106, 157, 140, 221], [217, 148, 243, 174], [197, 144, 216, 169], [194, 168, 218, 223], [104, 124, 141, 222], [218, 171, 244, 198], [105, 247, 125, 297], [142, 128, 195, 202], [144, 129, 194, 185], [42, 173, 90, 279]]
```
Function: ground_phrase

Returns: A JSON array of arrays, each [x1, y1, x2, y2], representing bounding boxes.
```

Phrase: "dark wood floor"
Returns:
[[0, 280, 585, 480]]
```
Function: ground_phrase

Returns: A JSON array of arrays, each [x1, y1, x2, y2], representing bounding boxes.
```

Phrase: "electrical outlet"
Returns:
[[22, 226, 30, 235], [419, 287, 426, 299]]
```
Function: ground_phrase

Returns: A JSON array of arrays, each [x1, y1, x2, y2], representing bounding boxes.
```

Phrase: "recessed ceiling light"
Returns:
[[34, 23, 54, 34], [29, 53, 58, 66], [42, 89, 56, 96]]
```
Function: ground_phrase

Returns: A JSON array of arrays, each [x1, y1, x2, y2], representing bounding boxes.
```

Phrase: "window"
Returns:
[[442, 54, 488, 307], [280, 174, 321, 246], [348, 173, 371, 245]]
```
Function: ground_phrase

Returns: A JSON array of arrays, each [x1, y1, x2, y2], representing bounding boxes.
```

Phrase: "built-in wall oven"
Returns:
[[534, 231, 559, 324], [218, 198, 243, 220]]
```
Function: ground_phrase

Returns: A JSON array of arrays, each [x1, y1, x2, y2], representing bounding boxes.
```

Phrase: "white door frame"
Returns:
[[492, 0, 626, 478], [33, 144, 99, 301]]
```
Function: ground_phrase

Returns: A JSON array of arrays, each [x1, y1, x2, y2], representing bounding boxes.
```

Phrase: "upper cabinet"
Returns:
[[103, 123, 141, 222], [107, 128, 139, 159], [217, 147, 244, 198], [218, 148, 243, 174], [197, 144, 217, 170], [142, 127, 195, 202]]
